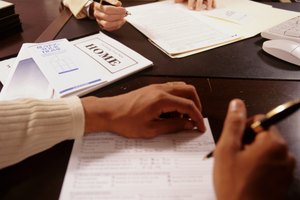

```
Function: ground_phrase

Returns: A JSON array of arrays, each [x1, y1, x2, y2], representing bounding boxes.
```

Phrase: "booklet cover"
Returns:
[[0, 32, 153, 100]]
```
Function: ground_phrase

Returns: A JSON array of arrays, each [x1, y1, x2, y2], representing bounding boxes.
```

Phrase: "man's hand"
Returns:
[[81, 82, 205, 138], [213, 99, 295, 200], [175, 0, 216, 10]]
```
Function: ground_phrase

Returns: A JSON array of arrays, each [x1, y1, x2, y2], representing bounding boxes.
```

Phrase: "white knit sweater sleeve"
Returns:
[[0, 97, 85, 169]]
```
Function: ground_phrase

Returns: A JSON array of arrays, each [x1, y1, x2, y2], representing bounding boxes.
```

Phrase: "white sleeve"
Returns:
[[0, 97, 85, 169]]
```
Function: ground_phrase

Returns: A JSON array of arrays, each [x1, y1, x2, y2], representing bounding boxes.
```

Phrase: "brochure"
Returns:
[[0, 32, 153, 100]]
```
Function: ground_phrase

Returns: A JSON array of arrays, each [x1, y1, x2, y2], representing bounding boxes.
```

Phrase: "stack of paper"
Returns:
[[126, 0, 299, 58], [0, 33, 153, 100], [0, 0, 22, 38]]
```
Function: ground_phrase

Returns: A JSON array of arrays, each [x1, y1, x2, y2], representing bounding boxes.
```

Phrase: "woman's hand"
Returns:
[[92, 1, 127, 31]]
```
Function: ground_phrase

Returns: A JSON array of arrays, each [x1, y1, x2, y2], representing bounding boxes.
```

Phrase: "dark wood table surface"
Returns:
[[0, 0, 299, 199], [0, 0, 61, 60]]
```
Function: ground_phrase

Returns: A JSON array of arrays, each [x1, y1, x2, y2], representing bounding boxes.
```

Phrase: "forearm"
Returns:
[[0, 97, 84, 169]]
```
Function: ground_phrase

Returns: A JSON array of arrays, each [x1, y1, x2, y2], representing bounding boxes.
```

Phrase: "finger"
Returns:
[[218, 99, 247, 152], [97, 19, 126, 31], [212, 0, 217, 8], [252, 127, 289, 159], [150, 118, 196, 136], [188, 0, 195, 10], [195, 0, 203, 11], [99, 5, 127, 15], [163, 82, 202, 111], [156, 93, 205, 132], [206, 0, 213, 10], [95, 11, 126, 22], [287, 152, 296, 174]]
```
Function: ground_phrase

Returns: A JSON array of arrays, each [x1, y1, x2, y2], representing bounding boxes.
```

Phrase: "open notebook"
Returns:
[[126, 0, 299, 58]]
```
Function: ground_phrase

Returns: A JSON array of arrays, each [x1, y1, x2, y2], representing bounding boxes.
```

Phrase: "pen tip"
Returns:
[[202, 155, 208, 160]]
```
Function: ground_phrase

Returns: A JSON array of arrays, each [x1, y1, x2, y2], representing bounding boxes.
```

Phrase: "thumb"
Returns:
[[217, 99, 247, 152]]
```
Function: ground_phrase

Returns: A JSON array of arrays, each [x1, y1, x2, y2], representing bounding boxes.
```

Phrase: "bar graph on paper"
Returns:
[[49, 55, 79, 75]]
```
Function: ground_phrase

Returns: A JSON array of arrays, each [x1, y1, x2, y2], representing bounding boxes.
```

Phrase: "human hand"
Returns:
[[92, 1, 127, 31], [81, 82, 205, 138], [213, 99, 295, 200], [175, 0, 216, 10]]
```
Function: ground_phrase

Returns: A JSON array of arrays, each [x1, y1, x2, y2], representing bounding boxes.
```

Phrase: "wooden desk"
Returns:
[[56, 2, 300, 81], [0, 0, 61, 59], [0, 76, 300, 200], [0, 1, 300, 199]]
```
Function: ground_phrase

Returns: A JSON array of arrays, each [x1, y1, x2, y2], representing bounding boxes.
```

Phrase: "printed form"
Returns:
[[126, 0, 240, 57], [59, 119, 216, 200], [126, 0, 299, 58]]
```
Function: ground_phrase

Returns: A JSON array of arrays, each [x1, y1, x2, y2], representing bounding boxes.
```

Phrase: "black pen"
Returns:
[[203, 99, 300, 159]]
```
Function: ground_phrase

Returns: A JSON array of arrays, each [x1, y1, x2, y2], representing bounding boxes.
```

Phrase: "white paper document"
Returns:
[[0, 33, 153, 100], [0, 57, 15, 86], [0, 44, 54, 99], [59, 119, 216, 200], [126, 0, 240, 58], [0, 0, 13, 9], [28, 39, 105, 97], [126, 0, 299, 58]]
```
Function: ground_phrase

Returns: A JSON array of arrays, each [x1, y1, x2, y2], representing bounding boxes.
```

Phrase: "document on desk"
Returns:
[[59, 119, 216, 200], [126, 0, 299, 58], [0, 32, 153, 99], [126, 0, 240, 58], [0, 57, 15, 86]]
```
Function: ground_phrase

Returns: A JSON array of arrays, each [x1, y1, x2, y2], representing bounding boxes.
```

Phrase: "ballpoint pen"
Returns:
[[203, 99, 300, 159]]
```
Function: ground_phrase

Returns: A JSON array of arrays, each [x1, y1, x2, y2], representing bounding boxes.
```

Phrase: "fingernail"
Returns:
[[229, 99, 246, 118], [229, 100, 240, 112]]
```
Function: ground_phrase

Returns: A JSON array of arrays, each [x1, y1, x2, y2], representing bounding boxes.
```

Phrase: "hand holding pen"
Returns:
[[92, 0, 128, 31], [204, 98, 300, 159], [213, 99, 295, 200]]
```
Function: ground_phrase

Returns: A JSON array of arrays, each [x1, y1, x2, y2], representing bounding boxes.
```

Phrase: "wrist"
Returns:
[[81, 96, 110, 133]]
